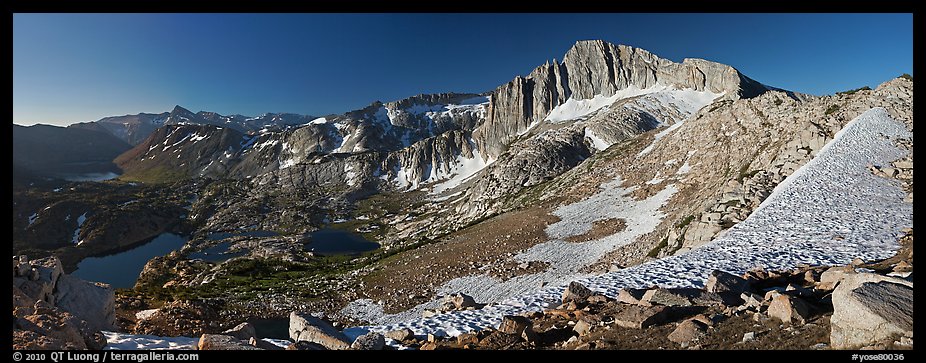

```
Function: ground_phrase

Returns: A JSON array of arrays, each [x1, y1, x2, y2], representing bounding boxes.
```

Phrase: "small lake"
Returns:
[[72, 233, 187, 289], [187, 241, 247, 263], [304, 228, 379, 255]]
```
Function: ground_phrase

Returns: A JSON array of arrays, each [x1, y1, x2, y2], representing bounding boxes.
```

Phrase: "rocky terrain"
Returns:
[[13, 256, 115, 349], [11, 39, 913, 351]]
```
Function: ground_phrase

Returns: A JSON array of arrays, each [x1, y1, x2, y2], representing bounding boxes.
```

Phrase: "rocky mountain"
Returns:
[[69, 105, 321, 146], [13, 124, 132, 181]]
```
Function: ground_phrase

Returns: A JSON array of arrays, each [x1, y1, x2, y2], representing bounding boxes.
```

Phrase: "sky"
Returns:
[[13, 13, 913, 126]]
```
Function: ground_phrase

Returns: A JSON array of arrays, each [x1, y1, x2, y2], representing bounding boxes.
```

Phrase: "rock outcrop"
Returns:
[[830, 273, 913, 349], [12, 256, 113, 350], [474, 40, 767, 158], [289, 312, 352, 350]]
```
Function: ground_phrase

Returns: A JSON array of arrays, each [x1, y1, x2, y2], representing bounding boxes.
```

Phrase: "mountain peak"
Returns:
[[170, 105, 194, 115]]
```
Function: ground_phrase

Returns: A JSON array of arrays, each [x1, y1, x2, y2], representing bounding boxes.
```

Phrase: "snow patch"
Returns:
[[430, 150, 495, 195], [102, 331, 198, 350], [28, 213, 38, 226], [584, 127, 611, 151], [310, 117, 328, 125]]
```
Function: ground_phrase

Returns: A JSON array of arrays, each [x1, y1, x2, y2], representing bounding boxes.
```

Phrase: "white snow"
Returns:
[[102, 332, 198, 350], [430, 150, 495, 194], [546, 85, 665, 123], [189, 133, 207, 143], [28, 213, 38, 226], [310, 117, 328, 125], [584, 127, 611, 151], [638, 118, 688, 157], [342, 107, 912, 340], [71, 212, 88, 245]]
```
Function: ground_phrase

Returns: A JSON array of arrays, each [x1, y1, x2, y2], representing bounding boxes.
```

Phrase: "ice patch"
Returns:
[[71, 212, 88, 245]]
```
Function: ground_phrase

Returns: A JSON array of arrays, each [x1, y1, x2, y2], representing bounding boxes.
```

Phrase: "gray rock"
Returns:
[[830, 273, 913, 349], [223, 322, 256, 341], [350, 332, 385, 350], [288, 312, 351, 350], [197, 334, 261, 350], [642, 288, 727, 307], [562, 281, 594, 304], [384, 328, 413, 341], [742, 332, 756, 342], [54, 274, 116, 331], [445, 293, 481, 310], [818, 266, 855, 290]]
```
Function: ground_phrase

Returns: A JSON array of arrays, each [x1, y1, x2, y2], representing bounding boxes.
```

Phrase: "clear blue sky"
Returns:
[[13, 13, 913, 126]]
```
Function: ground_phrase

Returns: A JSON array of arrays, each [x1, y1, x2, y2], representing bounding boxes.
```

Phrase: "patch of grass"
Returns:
[[647, 237, 669, 258], [824, 104, 840, 116], [119, 166, 189, 184], [675, 214, 695, 229], [900, 73, 913, 81], [773, 98, 783, 106], [836, 86, 871, 96]]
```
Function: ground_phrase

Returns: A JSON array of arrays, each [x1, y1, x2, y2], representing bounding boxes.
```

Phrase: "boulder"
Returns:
[[818, 266, 855, 290], [616, 288, 648, 305], [830, 273, 913, 349], [573, 319, 592, 336], [477, 331, 520, 349], [351, 332, 385, 350], [498, 315, 532, 335], [286, 341, 327, 350], [384, 328, 413, 341], [562, 281, 594, 304], [288, 312, 351, 350], [612, 305, 670, 329], [642, 288, 727, 307], [740, 292, 764, 309], [222, 322, 256, 341], [706, 270, 750, 296], [54, 274, 116, 331], [457, 332, 479, 346], [668, 319, 708, 344], [197, 334, 261, 350], [442, 293, 482, 311], [766, 294, 812, 324]]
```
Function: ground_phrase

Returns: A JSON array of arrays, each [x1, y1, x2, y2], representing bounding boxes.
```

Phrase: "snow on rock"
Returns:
[[430, 150, 495, 195], [310, 117, 328, 125], [545, 85, 662, 123], [28, 213, 38, 226], [102, 332, 198, 350], [584, 127, 611, 151], [344, 107, 912, 339]]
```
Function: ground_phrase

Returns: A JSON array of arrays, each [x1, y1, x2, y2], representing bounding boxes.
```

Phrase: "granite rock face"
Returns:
[[474, 40, 767, 158]]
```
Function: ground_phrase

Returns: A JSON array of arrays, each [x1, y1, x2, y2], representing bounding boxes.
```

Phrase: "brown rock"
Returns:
[[286, 341, 327, 350], [457, 332, 479, 346], [477, 331, 521, 349], [767, 294, 812, 324], [616, 288, 648, 305], [612, 304, 670, 329], [498, 315, 532, 335], [668, 319, 708, 344]]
